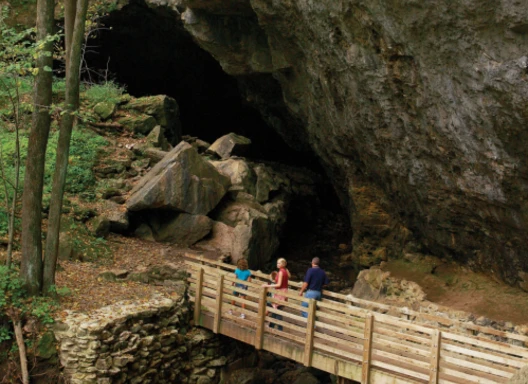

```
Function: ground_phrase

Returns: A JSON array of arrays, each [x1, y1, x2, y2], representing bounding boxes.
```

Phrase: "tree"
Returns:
[[0, 12, 32, 267], [43, 0, 89, 293], [20, 0, 55, 295]]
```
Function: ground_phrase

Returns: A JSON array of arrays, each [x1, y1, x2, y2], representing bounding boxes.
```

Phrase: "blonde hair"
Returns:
[[277, 258, 287, 267], [237, 258, 249, 270]]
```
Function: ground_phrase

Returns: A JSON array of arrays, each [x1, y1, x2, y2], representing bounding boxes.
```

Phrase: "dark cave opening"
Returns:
[[83, 0, 316, 167], [84, 0, 353, 286]]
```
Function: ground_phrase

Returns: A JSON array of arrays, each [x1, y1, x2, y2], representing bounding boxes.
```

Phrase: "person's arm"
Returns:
[[299, 281, 308, 296], [262, 270, 282, 288]]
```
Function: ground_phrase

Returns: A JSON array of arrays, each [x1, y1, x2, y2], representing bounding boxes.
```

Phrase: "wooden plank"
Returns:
[[441, 342, 525, 368], [313, 340, 363, 362], [254, 287, 268, 350], [438, 365, 509, 384], [370, 359, 430, 382], [213, 274, 224, 334], [429, 329, 441, 384], [441, 331, 528, 358], [304, 299, 317, 367], [440, 355, 516, 378], [193, 268, 204, 326], [361, 314, 373, 384], [314, 319, 364, 340]]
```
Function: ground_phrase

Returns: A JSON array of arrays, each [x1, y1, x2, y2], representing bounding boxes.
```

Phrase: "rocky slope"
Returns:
[[142, 0, 528, 288]]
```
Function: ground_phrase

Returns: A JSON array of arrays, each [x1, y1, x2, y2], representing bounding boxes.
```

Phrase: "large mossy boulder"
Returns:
[[126, 141, 231, 215], [117, 114, 157, 135]]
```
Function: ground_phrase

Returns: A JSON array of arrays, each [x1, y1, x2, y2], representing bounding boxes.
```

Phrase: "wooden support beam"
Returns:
[[193, 268, 204, 326], [429, 329, 441, 384], [361, 314, 374, 384], [213, 274, 224, 334], [304, 299, 317, 367], [254, 287, 268, 350]]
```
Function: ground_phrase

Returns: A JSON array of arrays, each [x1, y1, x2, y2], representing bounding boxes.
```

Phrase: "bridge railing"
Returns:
[[184, 253, 528, 384]]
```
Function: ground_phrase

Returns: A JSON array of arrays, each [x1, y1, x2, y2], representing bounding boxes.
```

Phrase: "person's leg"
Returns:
[[302, 291, 320, 318], [276, 306, 283, 331]]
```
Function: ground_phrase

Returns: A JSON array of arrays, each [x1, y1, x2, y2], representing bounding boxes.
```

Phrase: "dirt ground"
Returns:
[[384, 258, 528, 325]]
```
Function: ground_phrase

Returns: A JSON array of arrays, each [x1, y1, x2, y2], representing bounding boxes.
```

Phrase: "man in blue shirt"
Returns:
[[299, 257, 329, 318]]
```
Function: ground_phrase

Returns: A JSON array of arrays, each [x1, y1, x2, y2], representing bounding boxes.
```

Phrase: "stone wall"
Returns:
[[53, 293, 226, 384]]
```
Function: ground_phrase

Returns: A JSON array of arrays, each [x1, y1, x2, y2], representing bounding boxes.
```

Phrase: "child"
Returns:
[[230, 259, 251, 319]]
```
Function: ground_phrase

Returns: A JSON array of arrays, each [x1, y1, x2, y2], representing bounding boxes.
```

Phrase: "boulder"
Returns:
[[103, 202, 129, 233], [126, 95, 181, 144], [117, 114, 157, 135], [154, 213, 213, 246], [145, 125, 171, 151], [58, 232, 74, 261], [126, 141, 231, 215], [196, 200, 285, 269], [207, 133, 251, 159], [93, 101, 116, 120], [210, 158, 257, 196], [351, 267, 391, 301], [253, 164, 289, 203], [134, 223, 155, 242]]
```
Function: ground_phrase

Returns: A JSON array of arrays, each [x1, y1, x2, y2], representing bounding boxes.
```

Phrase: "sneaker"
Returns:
[[240, 313, 246, 319]]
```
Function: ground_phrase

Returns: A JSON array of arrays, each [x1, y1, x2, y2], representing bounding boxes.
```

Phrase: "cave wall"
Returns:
[[141, 0, 528, 287]]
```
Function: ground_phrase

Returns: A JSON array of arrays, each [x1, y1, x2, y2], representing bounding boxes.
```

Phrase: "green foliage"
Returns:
[[84, 81, 124, 105], [0, 265, 59, 319], [0, 324, 11, 343], [45, 127, 108, 194]]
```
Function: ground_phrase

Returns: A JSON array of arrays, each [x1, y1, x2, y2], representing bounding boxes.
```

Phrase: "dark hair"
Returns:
[[237, 259, 249, 270]]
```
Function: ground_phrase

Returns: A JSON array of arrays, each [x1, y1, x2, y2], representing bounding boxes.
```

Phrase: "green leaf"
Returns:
[[43, 66, 52, 72]]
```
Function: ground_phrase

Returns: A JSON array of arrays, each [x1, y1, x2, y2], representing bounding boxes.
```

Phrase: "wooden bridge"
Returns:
[[185, 254, 528, 384]]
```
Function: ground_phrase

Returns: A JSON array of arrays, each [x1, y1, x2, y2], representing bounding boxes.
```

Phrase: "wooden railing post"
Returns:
[[361, 314, 374, 384], [193, 268, 204, 326], [304, 299, 317, 367], [429, 329, 441, 383], [213, 274, 224, 334], [254, 287, 268, 350]]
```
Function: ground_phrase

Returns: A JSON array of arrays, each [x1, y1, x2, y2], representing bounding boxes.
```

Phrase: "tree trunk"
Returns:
[[20, 0, 55, 295], [13, 320, 29, 384], [43, 0, 89, 293], [64, 0, 76, 70]]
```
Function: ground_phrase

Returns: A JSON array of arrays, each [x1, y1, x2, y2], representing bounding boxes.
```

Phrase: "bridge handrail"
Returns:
[[183, 252, 528, 344]]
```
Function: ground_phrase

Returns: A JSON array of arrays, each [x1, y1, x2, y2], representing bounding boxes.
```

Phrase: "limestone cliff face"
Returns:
[[151, 0, 528, 286]]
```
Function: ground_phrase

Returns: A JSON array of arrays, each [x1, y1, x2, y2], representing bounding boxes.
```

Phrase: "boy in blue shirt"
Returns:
[[230, 259, 252, 319]]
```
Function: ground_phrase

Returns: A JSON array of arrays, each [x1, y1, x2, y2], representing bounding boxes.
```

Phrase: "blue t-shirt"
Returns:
[[304, 267, 329, 292], [235, 268, 251, 289]]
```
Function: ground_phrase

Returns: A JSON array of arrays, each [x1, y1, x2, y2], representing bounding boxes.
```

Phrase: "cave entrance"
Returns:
[[85, 0, 353, 286]]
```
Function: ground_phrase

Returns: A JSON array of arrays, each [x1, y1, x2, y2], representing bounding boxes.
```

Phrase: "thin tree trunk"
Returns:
[[43, 0, 89, 293], [64, 0, 76, 70], [0, 74, 21, 267], [20, 0, 54, 295], [13, 320, 29, 384]]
